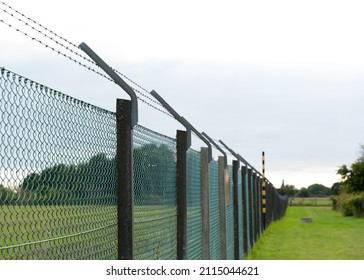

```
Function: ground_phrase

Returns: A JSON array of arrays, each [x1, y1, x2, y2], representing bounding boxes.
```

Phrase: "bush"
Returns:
[[331, 196, 338, 210], [333, 192, 364, 217], [350, 195, 364, 217], [341, 200, 354, 216]]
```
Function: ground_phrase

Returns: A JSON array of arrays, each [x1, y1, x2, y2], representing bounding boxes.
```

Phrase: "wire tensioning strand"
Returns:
[[0, 1, 173, 118]]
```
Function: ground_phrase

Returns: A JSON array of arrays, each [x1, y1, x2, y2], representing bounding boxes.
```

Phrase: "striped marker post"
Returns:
[[262, 151, 267, 230]]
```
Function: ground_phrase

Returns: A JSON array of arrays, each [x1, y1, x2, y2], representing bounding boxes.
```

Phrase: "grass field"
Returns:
[[0, 205, 118, 259], [289, 196, 332, 207], [0, 204, 178, 260], [248, 206, 364, 260]]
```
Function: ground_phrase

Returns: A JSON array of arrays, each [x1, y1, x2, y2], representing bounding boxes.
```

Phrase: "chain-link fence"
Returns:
[[186, 148, 202, 260], [133, 125, 177, 260], [0, 67, 117, 259], [209, 160, 220, 260], [0, 66, 288, 260]]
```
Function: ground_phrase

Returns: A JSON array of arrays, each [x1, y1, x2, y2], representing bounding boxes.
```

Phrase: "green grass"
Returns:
[[0, 204, 177, 260], [0, 205, 117, 259], [247, 206, 364, 260], [289, 196, 332, 207]]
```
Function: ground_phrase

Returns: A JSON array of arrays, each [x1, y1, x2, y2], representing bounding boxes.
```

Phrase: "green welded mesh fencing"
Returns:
[[0, 66, 289, 260], [133, 125, 177, 260], [0, 68, 117, 260]]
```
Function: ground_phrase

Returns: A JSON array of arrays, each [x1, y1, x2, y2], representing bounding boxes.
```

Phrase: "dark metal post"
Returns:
[[201, 147, 211, 260], [232, 160, 240, 260], [116, 99, 134, 260], [218, 156, 227, 259], [247, 168, 253, 252], [177, 130, 188, 260], [241, 166, 248, 257], [80, 43, 138, 128], [253, 172, 259, 244]]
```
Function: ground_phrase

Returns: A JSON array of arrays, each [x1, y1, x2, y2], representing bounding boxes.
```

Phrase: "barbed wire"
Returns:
[[0, 1, 174, 118]]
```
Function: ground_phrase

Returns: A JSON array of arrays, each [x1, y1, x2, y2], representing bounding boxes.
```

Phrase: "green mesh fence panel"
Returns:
[[186, 148, 202, 260], [209, 160, 220, 259], [226, 166, 234, 260], [0, 68, 117, 260], [133, 125, 177, 260], [238, 168, 244, 259], [245, 172, 251, 251]]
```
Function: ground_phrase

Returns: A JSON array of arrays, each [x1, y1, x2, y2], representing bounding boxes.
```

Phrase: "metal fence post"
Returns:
[[201, 147, 210, 260], [247, 168, 253, 252], [218, 156, 227, 259], [177, 130, 188, 260], [232, 159, 240, 260], [241, 165, 248, 257], [116, 99, 134, 260], [253, 172, 258, 244]]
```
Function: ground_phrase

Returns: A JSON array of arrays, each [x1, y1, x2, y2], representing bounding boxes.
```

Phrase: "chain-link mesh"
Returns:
[[186, 148, 202, 259], [244, 171, 251, 251], [209, 160, 220, 259], [238, 168, 244, 259], [0, 66, 289, 260], [226, 166, 234, 260], [133, 125, 177, 260], [0, 67, 117, 260]]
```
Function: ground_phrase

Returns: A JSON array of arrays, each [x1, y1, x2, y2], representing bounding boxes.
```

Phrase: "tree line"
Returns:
[[333, 145, 364, 217], [0, 143, 176, 206], [278, 183, 336, 198]]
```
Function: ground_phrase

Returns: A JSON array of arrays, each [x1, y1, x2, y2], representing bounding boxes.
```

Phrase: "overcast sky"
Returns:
[[1, 0, 364, 189]]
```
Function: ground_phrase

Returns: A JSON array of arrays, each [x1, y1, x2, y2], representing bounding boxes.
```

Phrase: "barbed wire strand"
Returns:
[[0, 1, 174, 118]]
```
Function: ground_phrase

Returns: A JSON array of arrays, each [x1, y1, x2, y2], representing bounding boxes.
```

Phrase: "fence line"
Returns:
[[0, 65, 288, 260], [0, 66, 288, 259]]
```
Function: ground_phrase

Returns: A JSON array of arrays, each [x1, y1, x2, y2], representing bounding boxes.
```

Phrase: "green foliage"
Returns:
[[331, 182, 342, 196], [19, 153, 115, 205], [133, 144, 176, 204], [279, 183, 333, 198], [307, 184, 331, 197], [1, 185, 10, 204], [17, 143, 176, 206], [297, 187, 310, 197], [337, 145, 364, 193], [334, 146, 364, 216], [278, 184, 297, 197], [331, 192, 364, 217]]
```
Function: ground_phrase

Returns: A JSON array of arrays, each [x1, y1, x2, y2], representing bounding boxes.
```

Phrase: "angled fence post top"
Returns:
[[150, 90, 193, 148], [218, 140, 241, 167], [180, 117, 212, 162], [236, 153, 263, 178], [202, 132, 227, 167], [79, 42, 138, 128]]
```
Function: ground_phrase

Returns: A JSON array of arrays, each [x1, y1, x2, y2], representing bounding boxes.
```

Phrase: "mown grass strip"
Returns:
[[247, 206, 364, 260]]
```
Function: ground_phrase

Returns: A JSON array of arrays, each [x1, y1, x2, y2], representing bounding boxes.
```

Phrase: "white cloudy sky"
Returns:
[[1, 0, 364, 189]]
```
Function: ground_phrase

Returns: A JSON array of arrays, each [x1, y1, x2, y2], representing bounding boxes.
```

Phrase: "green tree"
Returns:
[[337, 145, 364, 193], [20, 153, 115, 205], [278, 184, 297, 197], [0, 184, 15, 205], [307, 183, 331, 197], [331, 182, 342, 195], [298, 187, 310, 197], [133, 144, 176, 204]]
